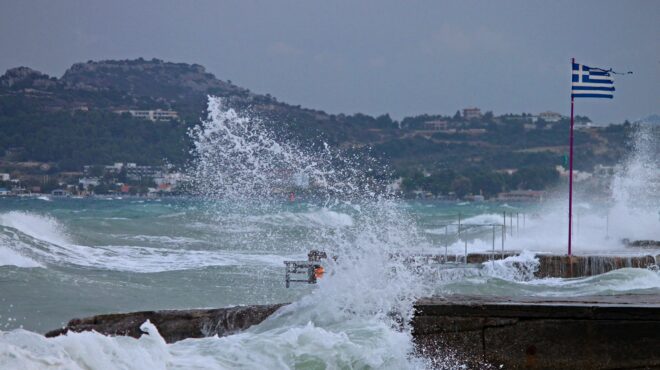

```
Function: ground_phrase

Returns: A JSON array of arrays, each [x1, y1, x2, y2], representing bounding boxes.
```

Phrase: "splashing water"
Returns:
[[185, 97, 439, 367], [608, 124, 660, 240], [187, 97, 382, 202], [0, 96, 446, 369], [2, 98, 656, 368], [461, 124, 660, 254]]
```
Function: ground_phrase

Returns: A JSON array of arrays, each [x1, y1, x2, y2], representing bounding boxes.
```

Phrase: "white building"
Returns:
[[79, 177, 101, 189], [537, 111, 563, 122], [154, 172, 182, 187], [555, 166, 592, 182], [116, 109, 179, 122], [0, 173, 9, 181], [423, 120, 449, 130], [462, 107, 482, 120], [126, 165, 163, 181]]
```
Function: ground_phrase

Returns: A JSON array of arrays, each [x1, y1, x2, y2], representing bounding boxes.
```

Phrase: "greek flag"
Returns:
[[571, 62, 614, 99]]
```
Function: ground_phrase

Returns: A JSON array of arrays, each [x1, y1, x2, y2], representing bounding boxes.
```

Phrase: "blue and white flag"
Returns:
[[571, 62, 614, 99]]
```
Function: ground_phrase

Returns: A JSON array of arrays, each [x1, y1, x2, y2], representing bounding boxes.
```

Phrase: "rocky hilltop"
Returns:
[[1, 59, 258, 115], [0, 58, 364, 143], [0, 58, 640, 195]]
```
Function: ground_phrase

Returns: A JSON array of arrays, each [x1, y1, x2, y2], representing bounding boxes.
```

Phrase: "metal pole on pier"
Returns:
[[492, 225, 496, 265], [516, 213, 519, 234], [503, 211, 506, 241], [510, 213, 513, 237], [501, 224, 505, 258], [567, 57, 576, 256], [464, 238, 468, 264], [458, 213, 462, 237], [445, 225, 449, 263]]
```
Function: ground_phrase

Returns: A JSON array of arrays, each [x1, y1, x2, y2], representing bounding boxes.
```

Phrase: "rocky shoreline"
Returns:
[[45, 303, 287, 343]]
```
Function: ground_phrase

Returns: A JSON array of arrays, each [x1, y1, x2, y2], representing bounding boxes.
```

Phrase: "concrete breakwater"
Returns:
[[44, 253, 659, 368], [45, 304, 286, 343], [45, 295, 660, 369], [413, 295, 660, 369], [435, 252, 659, 278]]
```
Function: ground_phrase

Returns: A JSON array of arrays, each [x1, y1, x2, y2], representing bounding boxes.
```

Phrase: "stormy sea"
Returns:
[[1, 98, 658, 369]]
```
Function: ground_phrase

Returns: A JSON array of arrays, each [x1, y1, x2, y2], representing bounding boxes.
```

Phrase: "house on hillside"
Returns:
[[536, 111, 563, 122], [126, 165, 164, 181], [462, 107, 482, 120], [115, 109, 179, 122], [423, 120, 449, 130], [79, 177, 100, 189]]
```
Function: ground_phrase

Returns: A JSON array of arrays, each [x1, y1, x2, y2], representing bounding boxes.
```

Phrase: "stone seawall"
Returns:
[[413, 295, 660, 369]]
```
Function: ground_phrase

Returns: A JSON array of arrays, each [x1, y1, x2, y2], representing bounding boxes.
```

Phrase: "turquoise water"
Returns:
[[1, 197, 656, 336], [0, 101, 657, 368], [0, 197, 511, 332]]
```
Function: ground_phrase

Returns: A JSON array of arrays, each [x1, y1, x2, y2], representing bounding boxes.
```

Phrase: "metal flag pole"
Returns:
[[568, 57, 576, 256]]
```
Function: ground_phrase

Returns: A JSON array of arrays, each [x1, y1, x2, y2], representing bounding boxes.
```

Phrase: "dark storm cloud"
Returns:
[[1, 0, 658, 123]]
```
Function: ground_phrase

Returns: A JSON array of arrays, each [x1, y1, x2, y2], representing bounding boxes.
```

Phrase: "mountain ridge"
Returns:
[[0, 58, 640, 196]]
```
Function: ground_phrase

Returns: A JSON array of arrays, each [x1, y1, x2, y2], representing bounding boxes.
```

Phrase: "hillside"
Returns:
[[0, 58, 639, 196], [0, 59, 379, 143]]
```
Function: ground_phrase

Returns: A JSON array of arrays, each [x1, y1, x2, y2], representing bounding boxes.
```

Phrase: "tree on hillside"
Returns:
[[450, 176, 472, 198]]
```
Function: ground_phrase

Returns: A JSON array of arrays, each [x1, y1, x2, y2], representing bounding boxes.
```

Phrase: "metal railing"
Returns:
[[426, 211, 527, 265], [284, 212, 530, 287]]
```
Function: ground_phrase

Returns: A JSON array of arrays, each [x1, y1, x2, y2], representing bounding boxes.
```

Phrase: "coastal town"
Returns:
[[1, 58, 642, 202], [1, 2, 659, 369], [0, 104, 623, 201]]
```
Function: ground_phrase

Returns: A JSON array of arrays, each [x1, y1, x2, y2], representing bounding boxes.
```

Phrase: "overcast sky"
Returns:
[[1, 0, 658, 123]]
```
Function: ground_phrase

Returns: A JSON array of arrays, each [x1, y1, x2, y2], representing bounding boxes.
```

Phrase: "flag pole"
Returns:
[[568, 57, 575, 256]]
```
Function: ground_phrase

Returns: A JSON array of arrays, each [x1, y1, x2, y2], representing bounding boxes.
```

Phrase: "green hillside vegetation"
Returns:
[[0, 58, 638, 197], [0, 111, 187, 170]]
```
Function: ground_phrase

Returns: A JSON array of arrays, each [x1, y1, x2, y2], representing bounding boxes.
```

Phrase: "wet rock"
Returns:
[[45, 303, 287, 343]]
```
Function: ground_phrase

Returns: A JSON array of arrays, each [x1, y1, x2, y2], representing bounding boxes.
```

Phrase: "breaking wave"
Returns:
[[0, 319, 422, 370], [0, 211, 297, 273]]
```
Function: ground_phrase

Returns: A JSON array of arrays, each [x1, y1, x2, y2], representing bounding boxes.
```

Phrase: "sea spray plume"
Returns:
[[187, 96, 433, 314], [610, 124, 660, 214], [187, 97, 386, 203], [463, 124, 660, 253], [185, 96, 398, 254], [185, 97, 446, 367], [604, 123, 660, 243]]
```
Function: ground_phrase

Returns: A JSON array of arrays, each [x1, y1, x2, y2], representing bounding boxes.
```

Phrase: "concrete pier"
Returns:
[[437, 252, 659, 278], [45, 251, 659, 369], [413, 294, 660, 369], [45, 294, 660, 369]]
